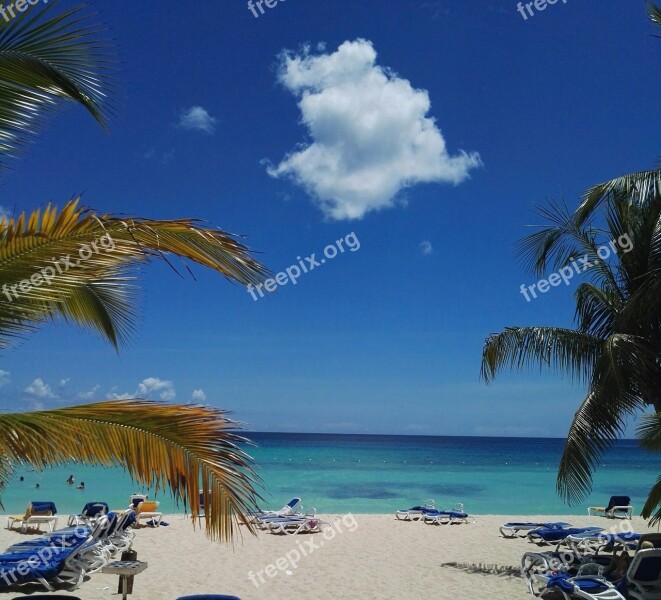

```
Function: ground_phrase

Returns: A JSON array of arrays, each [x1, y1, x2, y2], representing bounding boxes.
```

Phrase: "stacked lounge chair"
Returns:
[[500, 521, 572, 538], [527, 525, 604, 546]]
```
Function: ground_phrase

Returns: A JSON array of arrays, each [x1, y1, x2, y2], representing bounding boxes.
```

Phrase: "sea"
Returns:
[[2, 433, 658, 516]]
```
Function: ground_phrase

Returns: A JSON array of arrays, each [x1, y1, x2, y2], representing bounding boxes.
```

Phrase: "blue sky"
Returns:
[[0, 0, 658, 437]]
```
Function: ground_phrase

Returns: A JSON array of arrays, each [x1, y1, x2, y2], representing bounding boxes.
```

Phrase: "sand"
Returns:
[[0, 513, 653, 599]]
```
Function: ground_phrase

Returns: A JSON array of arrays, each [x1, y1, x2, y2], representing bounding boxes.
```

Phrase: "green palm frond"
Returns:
[[0, 199, 268, 348], [0, 0, 113, 169], [650, 2, 661, 31], [575, 168, 661, 229], [641, 476, 661, 525], [557, 385, 642, 503], [0, 400, 262, 540], [481, 326, 601, 384]]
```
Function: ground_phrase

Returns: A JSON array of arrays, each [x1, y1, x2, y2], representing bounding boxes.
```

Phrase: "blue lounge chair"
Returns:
[[588, 496, 634, 519], [563, 531, 641, 554], [6, 501, 58, 533], [423, 508, 475, 525], [521, 552, 624, 599], [625, 547, 661, 600], [248, 497, 302, 524], [527, 526, 604, 545], [67, 501, 109, 526], [500, 521, 572, 538], [395, 499, 437, 521]]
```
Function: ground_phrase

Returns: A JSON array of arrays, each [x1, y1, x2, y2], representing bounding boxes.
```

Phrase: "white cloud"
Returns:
[[178, 106, 216, 134], [24, 378, 55, 399], [0, 370, 10, 388], [136, 377, 176, 402], [0, 205, 10, 221], [191, 389, 207, 402], [59, 378, 70, 388], [419, 240, 433, 255], [105, 391, 134, 400], [267, 39, 481, 220], [78, 384, 100, 400]]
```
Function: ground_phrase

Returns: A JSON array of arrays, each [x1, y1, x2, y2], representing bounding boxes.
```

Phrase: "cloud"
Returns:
[[178, 106, 216, 134], [24, 378, 55, 399], [0, 206, 10, 221], [59, 378, 69, 388], [419, 240, 433, 255], [136, 377, 176, 402], [267, 39, 481, 220], [191, 389, 207, 402], [0, 370, 9, 388], [78, 384, 100, 400]]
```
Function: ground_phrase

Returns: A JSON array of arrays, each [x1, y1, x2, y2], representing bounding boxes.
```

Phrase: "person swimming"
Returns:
[[76, 481, 85, 490], [66, 474, 74, 485]]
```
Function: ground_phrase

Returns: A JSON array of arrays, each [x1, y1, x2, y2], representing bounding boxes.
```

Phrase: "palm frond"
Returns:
[[650, 2, 661, 31], [0, 400, 262, 540], [0, 0, 114, 169], [557, 336, 652, 503], [575, 168, 661, 229], [641, 475, 661, 525], [481, 326, 601, 384], [0, 199, 268, 348]]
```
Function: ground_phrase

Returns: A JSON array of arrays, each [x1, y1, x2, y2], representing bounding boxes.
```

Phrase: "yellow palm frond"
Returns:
[[0, 400, 261, 541], [0, 199, 268, 348]]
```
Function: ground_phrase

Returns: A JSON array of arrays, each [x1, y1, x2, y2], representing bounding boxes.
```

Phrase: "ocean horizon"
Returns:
[[1, 432, 656, 517]]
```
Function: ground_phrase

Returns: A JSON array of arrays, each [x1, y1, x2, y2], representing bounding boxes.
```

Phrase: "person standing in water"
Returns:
[[66, 474, 74, 485]]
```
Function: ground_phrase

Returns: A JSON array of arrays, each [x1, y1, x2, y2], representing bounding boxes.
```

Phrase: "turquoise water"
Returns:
[[1, 434, 657, 515]]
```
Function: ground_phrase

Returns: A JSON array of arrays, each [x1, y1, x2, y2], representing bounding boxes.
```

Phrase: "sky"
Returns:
[[0, 0, 658, 437]]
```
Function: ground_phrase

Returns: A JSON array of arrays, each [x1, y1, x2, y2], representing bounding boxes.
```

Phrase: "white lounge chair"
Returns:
[[500, 521, 572, 538], [588, 496, 634, 519], [395, 499, 436, 521], [6, 501, 58, 533], [265, 516, 329, 535], [626, 548, 661, 600]]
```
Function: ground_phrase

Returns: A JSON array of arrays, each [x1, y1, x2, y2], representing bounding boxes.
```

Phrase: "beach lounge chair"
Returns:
[[395, 499, 436, 521], [500, 521, 572, 538], [6, 502, 58, 533], [247, 497, 302, 524], [128, 494, 148, 508], [67, 502, 109, 526], [135, 500, 162, 526], [563, 531, 640, 555], [265, 516, 329, 535], [527, 526, 604, 546], [423, 508, 475, 525], [521, 552, 624, 599], [625, 547, 661, 600], [588, 496, 634, 519]]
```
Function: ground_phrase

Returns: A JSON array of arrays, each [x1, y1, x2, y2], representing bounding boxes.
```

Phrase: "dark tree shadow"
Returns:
[[440, 562, 522, 578]]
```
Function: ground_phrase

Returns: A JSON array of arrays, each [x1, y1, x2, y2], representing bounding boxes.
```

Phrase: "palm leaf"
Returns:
[[0, 0, 114, 169], [481, 326, 602, 384], [557, 335, 654, 503], [0, 199, 268, 348], [0, 400, 262, 540]]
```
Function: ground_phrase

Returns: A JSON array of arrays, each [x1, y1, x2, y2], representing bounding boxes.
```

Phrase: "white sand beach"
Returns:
[[0, 513, 653, 599]]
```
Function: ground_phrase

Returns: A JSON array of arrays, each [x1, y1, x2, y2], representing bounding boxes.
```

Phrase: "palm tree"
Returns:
[[0, 1, 269, 540], [482, 167, 661, 518]]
